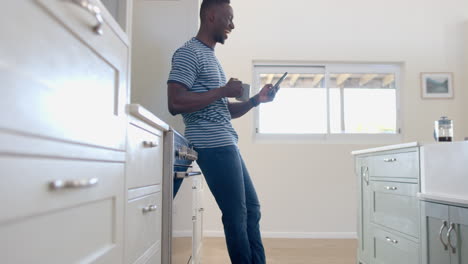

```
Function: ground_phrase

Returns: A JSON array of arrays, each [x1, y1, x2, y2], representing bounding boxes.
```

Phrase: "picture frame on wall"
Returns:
[[421, 72, 454, 99]]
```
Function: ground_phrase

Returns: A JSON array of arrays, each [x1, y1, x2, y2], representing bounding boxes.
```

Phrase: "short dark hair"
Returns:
[[200, 0, 230, 22]]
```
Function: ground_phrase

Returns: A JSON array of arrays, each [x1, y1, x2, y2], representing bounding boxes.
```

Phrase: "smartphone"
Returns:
[[268, 72, 288, 96]]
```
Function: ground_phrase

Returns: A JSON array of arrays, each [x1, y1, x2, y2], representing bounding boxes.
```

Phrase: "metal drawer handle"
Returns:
[[142, 204, 158, 214], [385, 236, 398, 244], [447, 222, 457, 254], [174, 171, 202, 179], [143, 141, 159, 148], [362, 166, 369, 185], [49, 177, 99, 190], [439, 220, 449, 250], [70, 0, 104, 35], [198, 208, 204, 212], [385, 186, 398, 191], [383, 158, 397, 162]]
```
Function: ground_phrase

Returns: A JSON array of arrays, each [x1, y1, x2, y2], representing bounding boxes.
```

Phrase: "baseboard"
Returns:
[[203, 230, 357, 239]]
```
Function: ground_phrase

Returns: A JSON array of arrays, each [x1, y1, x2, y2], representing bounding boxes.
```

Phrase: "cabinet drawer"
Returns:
[[127, 124, 163, 189], [126, 192, 162, 264], [0, 156, 124, 224], [369, 151, 419, 178], [0, 159, 124, 263], [372, 226, 419, 264], [371, 181, 420, 238], [1, 197, 123, 264], [1, 0, 128, 150]]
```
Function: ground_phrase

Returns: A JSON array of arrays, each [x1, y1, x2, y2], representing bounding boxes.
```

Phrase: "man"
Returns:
[[167, 0, 278, 263]]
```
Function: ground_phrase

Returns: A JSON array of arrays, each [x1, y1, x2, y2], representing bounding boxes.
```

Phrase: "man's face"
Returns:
[[213, 4, 235, 44]]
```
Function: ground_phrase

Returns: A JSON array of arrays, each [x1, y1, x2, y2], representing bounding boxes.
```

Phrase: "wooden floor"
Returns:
[[201, 238, 357, 264]]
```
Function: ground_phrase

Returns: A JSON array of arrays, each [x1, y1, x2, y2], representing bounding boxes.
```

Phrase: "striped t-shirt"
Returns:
[[167, 38, 238, 148]]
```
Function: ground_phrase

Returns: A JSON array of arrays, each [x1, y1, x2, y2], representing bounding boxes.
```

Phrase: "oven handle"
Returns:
[[174, 171, 202, 179]]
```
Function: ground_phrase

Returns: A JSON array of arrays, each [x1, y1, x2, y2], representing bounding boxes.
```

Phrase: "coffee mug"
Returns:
[[236, 83, 250, 101]]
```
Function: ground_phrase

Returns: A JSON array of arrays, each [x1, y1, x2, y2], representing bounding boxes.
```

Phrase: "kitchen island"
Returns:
[[353, 141, 468, 264]]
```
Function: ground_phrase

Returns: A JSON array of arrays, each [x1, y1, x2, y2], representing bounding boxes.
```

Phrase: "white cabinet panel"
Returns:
[[372, 226, 419, 264], [0, 0, 128, 150], [126, 192, 162, 264], [370, 151, 419, 179], [0, 1, 129, 263], [126, 124, 163, 189], [0, 156, 124, 224], [371, 181, 420, 238], [1, 197, 122, 264], [0, 157, 124, 264]]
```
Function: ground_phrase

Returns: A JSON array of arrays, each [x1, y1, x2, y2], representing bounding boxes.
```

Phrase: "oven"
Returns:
[[162, 129, 203, 264]]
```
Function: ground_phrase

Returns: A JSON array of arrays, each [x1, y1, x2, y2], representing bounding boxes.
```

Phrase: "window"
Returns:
[[253, 63, 401, 142]]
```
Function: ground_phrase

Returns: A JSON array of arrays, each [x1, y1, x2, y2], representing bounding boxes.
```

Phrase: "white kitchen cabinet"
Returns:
[[0, 0, 129, 263], [369, 151, 419, 179], [0, 155, 124, 264], [126, 190, 163, 264], [421, 201, 468, 264], [127, 123, 163, 189], [1, 0, 129, 151], [370, 180, 420, 238], [125, 105, 170, 264], [353, 143, 421, 264]]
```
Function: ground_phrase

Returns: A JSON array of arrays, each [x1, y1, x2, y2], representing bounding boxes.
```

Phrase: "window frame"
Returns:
[[252, 61, 403, 144]]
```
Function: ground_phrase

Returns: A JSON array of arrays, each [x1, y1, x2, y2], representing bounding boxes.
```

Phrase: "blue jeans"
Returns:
[[195, 145, 266, 264]]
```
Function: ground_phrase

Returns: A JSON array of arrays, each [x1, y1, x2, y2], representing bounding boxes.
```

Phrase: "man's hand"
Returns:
[[221, 78, 243, 98], [257, 84, 277, 103]]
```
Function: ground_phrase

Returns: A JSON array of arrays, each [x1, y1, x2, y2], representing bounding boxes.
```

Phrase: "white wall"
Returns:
[[131, 0, 200, 132], [200, 0, 468, 238]]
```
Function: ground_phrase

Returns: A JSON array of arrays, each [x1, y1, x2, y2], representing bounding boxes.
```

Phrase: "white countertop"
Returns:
[[418, 192, 468, 207], [127, 104, 170, 132], [351, 142, 419, 155]]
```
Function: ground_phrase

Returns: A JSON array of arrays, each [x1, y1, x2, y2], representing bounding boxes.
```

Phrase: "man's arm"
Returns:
[[168, 79, 243, 115], [228, 84, 275, 119], [227, 95, 258, 119]]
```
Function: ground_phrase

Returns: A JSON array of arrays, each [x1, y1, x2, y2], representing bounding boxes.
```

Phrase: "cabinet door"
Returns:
[[370, 181, 420, 238], [0, 0, 128, 150], [421, 202, 451, 264], [449, 206, 468, 264], [357, 158, 371, 264]]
